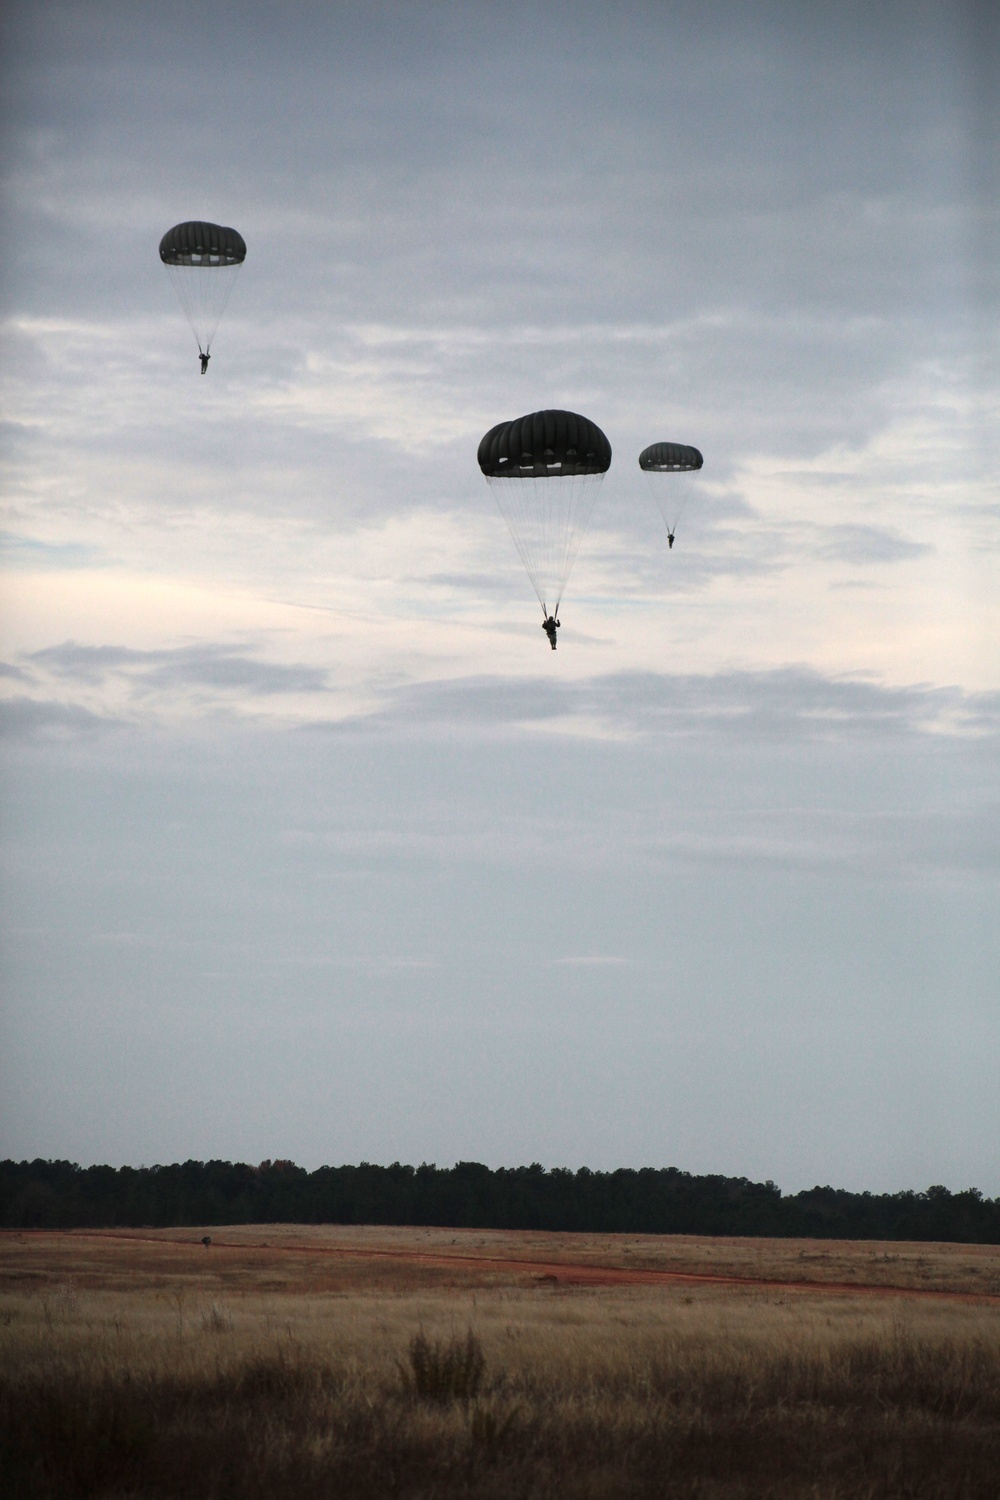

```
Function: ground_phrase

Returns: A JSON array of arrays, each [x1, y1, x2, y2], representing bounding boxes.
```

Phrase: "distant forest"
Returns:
[[2, 1159, 998, 1243]]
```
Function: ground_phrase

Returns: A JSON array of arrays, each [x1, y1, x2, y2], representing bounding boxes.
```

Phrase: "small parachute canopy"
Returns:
[[159, 222, 247, 267], [638, 442, 703, 473], [478, 409, 611, 478], [478, 408, 611, 617]]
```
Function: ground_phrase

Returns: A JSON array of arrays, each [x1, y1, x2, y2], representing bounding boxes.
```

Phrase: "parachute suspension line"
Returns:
[[486, 471, 604, 615], [645, 470, 694, 538], [165, 262, 242, 355], [203, 264, 240, 353]]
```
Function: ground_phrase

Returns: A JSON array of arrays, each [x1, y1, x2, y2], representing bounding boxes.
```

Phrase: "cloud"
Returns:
[[0, 695, 113, 738], [306, 666, 1000, 746], [28, 642, 330, 697], [0, 661, 33, 683], [813, 524, 930, 564], [0, 532, 104, 570]]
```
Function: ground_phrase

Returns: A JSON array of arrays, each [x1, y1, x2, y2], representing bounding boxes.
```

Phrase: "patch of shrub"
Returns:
[[403, 1328, 486, 1405]]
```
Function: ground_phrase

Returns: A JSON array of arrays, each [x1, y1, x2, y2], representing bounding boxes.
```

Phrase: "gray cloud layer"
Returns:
[[8, 644, 1000, 747], [3, 1, 996, 539], [311, 666, 1000, 742], [1, 3, 997, 1190], [3, 688, 997, 1188], [27, 642, 330, 696]]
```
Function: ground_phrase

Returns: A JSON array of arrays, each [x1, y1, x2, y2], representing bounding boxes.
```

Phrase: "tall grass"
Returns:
[[403, 1328, 486, 1403], [2, 1283, 998, 1497]]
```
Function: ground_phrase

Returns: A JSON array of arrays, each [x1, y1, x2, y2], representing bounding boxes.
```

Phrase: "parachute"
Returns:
[[639, 442, 703, 543], [159, 221, 246, 362], [478, 409, 611, 617]]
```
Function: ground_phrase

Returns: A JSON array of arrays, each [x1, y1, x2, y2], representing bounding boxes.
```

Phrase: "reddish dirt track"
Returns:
[[36, 1229, 1000, 1305]]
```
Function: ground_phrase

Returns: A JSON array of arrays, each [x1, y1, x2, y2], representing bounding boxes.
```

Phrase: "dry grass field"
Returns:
[[2, 1226, 999, 1498]]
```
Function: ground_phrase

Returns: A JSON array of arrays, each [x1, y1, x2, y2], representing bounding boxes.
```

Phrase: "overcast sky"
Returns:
[[1, 1, 997, 1194]]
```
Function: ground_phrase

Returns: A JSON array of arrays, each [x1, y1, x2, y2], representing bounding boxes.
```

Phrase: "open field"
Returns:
[[5, 1222, 1000, 1297], [2, 1227, 999, 1497]]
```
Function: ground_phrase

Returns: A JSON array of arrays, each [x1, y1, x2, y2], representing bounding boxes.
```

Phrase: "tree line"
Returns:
[[1, 1158, 996, 1243]]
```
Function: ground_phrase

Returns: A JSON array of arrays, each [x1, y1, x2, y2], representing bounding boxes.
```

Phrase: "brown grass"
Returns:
[[2, 1227, 999, 1497], [5, 1222, 999, 1297]]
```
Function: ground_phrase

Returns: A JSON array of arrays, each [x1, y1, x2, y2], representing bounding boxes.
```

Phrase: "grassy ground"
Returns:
[[6, 1223, 999, 1296], [2, 1228, 998, 1497]]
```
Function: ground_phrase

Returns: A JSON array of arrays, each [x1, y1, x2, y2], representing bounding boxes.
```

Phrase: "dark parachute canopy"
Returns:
[[158, 222, 247, 267], [478, 409, 612, 478], [638, 442, 703, 473], [159, 221, 246, 360], [639, 441, 704, 542], [478, 409, 611, 617]]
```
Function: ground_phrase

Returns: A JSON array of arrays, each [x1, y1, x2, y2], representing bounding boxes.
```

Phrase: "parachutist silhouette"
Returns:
[[160, 221, 245, 369], [638, 443, 703, 554], [478, 410, 611, 636]]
